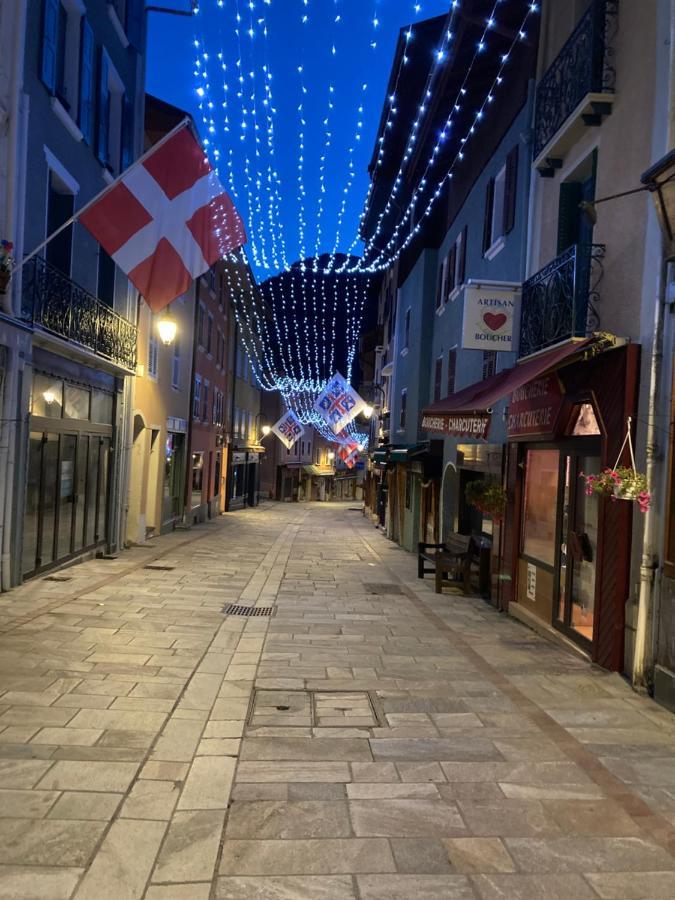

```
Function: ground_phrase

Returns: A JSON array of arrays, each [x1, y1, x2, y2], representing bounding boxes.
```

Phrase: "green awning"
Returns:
[[372, 450, 388, 463]]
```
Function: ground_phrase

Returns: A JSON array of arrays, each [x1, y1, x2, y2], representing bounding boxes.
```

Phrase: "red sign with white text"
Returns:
[[507, 374, 564, 438]]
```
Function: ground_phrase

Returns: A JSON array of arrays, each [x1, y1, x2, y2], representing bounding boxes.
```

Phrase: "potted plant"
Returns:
[[581, 467, 651, 513], [0, 240, 13, 293], [465, 478, 508, 522]]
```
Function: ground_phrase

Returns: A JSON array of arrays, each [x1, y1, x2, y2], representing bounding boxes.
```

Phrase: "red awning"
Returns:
[[422, 339, 595, 419]]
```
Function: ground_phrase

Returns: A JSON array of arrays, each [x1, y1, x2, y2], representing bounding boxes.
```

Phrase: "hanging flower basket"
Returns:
[[465, 478, 508, 522], [581, 417, 651, 513]]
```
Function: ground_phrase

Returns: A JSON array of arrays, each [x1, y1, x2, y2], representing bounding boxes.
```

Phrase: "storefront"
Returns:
[[162, 418, 187, 530], [503, 342, 640, 668], [228, 448, 262, 510], [23, 358, 118, 577]]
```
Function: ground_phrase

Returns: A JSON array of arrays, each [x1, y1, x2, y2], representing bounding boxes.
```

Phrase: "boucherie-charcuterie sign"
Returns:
[[421, 412, 491, 440], [507, 374, 564, 438], [461, 284, 519, 351]]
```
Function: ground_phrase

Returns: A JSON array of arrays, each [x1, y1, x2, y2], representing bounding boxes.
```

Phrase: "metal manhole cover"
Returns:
[[363, 582, 403, 595], [223, 604, 276, 617], [248, 689, 384, 728], [45, 575, 72, 582], [143, 564, 175, 571]]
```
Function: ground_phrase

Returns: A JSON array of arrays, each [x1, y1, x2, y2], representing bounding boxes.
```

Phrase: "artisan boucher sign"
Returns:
[[461, 284, 519, 351], [421, 413, 491, 441]]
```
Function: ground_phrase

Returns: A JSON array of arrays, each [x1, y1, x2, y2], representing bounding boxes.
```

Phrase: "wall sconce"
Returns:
[[157, 308, 177, 345]]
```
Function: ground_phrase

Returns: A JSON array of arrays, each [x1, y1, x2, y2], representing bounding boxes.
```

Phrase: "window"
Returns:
[[193, 376, 201, 418], [32, 375, 63, 418], [301, 441, 305, 456], [447, 349, 457, 396], [399, 389, 407, 430], [202, 381, 209, 421], [172, 338, 180, 388], [147, 322, 158, 379], [96, 51, 127, 174], [522, 450, 560, 566], [206, 314, 213, 355], [197, 304, 206, 347], [482, 351, 497, 380], [91, 390, 113, 423], [40, 0, 84, 122], [109, 0, 143, 50], [433, 357, 443, 402], [64, 384, 89, 419], [483, 147, 518, 256], [403, 309, 411, 351], [436, 255, 448, 309], [216, 329, 224, 367], [46, 169, 74, 277], [97, 247, 115, 307]]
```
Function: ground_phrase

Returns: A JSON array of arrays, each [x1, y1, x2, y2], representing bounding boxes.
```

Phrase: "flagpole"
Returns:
[[11, 116, 193, 275]]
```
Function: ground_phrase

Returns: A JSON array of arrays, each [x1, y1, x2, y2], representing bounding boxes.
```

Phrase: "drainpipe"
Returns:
[[632, 255, 668, 690], [183, 278, 201, 524]]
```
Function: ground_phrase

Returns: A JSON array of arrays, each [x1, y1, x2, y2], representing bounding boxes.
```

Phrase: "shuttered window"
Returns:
[[433, 357, 443, 402], [120, 94, 134, 171], [482, 177, 495, 254], [503, 145, 519, 235], [40, 0, 60, 93], [457, 226, 467, 287], [447, 244, 457, 295], [447, 349, 457, 396], [78, 18, 95, 144], [96, 50, 110, 166]]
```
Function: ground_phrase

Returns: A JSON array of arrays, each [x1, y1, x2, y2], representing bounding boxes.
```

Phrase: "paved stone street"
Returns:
[[0, 502, 674, 899]]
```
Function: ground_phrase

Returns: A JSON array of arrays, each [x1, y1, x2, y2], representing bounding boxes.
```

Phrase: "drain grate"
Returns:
[[143, 564, 175, 571], [223, 604, 276, 617], [45, 575, 73, 582], [363, 582, 403, 595]]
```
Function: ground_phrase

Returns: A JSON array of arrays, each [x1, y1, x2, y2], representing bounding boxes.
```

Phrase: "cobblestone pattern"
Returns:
[[0, 502, 673, 898]]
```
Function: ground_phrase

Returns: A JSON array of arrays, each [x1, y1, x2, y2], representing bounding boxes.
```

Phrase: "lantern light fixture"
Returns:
[[157, 309, 178, 346]]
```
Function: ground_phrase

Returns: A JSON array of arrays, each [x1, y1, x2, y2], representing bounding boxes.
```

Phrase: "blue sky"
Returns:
[[146, 0, 450, 278]]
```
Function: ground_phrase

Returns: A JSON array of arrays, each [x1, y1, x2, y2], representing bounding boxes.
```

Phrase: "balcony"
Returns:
[[519, 244, 605, 359], [533, 0, 618, 175], [22, 257, 137, 372]]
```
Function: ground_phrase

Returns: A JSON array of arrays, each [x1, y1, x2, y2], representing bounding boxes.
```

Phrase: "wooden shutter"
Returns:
[[41, 0, 60, 93], [96, 50, 110, 166], [434, 357, 443, 402], [503, 145, 519, 235], [120, 94, 134, 171], [78, 18, 95, 144], [447, 349, 456, 396], [457, 226, 468, 286], [447, 245, 457, 296], [435, 259, 444, 309], [482, 177, 495, 254], [557, 181, 582, 254], [126, 0, 144, 51]]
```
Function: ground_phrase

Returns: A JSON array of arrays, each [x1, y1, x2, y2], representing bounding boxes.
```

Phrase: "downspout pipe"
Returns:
[[632, 255, 668, 690], [183, 279, 201, 524]]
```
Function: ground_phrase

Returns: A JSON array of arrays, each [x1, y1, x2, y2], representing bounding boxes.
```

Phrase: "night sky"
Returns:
[[146, 0, 451, 279]]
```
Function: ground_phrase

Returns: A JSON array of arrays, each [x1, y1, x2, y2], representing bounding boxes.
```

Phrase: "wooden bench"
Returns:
[[418, 535, 482, 594]]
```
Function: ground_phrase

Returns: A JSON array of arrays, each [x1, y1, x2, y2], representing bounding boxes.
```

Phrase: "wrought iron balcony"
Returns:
[[22, 257, 137, 371], [533, 0, 618, 168], [518, 244, 605, 359]]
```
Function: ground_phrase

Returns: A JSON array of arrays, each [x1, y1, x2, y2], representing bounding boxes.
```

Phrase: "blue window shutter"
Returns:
[[40, 0, 60, 93], [126, 0, 144, 51], [96, 50, 110, 166], [78, 19, 95, 144], [120, 94, 134, 171]]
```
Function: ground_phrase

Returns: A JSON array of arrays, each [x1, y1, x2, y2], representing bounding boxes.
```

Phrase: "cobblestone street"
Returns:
[[0, 501, 674, 899]]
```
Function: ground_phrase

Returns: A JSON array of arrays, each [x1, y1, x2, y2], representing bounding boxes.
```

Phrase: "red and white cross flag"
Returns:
[[79, 123, 246, 312]]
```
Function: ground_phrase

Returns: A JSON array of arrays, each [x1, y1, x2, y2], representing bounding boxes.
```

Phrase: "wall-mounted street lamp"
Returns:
[[362, 404, 374, 418], [42, 389, 56, 405], [261, 425, 271, 437], [157, 308, 177, 346]]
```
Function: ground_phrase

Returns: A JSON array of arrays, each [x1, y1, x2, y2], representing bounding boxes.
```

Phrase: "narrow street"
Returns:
[[0, 502, 672, 899]]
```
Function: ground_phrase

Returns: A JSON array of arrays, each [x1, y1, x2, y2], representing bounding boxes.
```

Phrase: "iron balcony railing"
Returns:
[[518, 243, 605, 359], [22, 256, 137, 371], [533, 0, 619, 160]]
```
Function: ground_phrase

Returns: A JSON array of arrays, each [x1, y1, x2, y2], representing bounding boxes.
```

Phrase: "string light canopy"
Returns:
[[185, 0, 538, 436]]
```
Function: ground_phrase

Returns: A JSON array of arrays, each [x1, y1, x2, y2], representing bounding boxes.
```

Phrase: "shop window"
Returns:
[[91, 390, 113, 424], [32, 375, 63, 418], [568, 403, 601, 436], [521, 449, 560, 567], [64, 384, 89, 420]]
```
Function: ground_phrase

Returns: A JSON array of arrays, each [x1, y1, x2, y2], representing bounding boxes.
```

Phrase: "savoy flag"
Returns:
[[314, 372, 367, 434], [271, 409, 306, 450]]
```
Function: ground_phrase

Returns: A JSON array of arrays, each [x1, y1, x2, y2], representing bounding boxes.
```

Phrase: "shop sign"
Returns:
[[461, 284, 519, 351], [166, 416, 188, 434], [421, 412, 491, 441], [507, 374, 564, 438], [526, 563, 536, 601]]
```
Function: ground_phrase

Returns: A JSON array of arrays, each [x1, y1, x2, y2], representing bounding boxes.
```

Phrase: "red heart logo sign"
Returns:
[[483, 312, 507, 331]]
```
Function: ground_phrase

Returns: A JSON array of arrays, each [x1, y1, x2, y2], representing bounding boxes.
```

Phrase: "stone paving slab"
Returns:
[[0, 501, 674, 897]]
